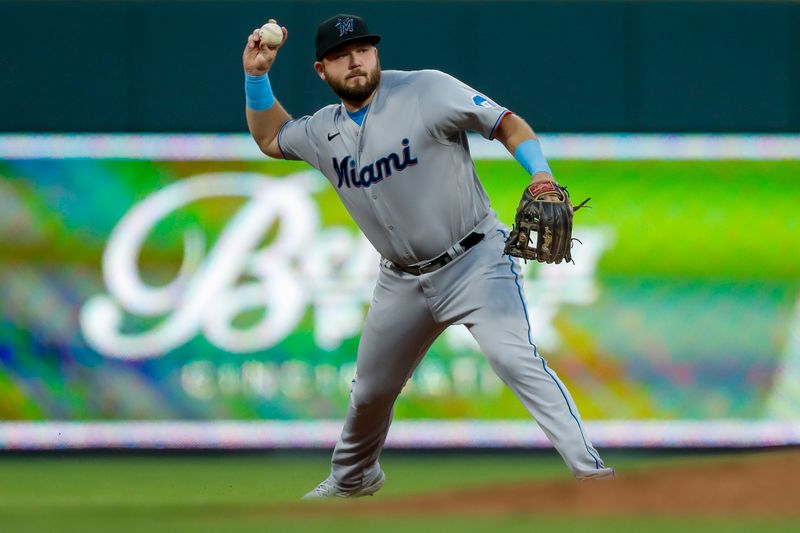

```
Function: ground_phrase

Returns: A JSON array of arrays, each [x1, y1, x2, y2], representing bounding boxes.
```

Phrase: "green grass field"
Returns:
[[0, 450, 795, 533]]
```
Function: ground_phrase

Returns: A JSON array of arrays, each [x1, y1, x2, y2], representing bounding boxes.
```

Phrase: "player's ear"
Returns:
[[314, 61, 326, 81]]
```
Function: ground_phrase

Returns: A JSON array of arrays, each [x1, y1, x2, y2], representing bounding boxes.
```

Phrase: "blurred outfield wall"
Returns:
[[2, 0, 799, 133], [0, 133, 799, 449]]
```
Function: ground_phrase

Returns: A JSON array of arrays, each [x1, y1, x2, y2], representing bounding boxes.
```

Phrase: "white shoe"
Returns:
[[301, 469, 386, 500], [576, 467, 615, 482]]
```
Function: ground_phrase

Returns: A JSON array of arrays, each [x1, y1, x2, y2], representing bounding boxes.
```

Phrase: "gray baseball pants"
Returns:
[[330, 218, 606, 488]]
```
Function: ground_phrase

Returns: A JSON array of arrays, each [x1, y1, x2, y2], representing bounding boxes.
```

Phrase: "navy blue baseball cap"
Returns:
[[315, 14, 381, 61]]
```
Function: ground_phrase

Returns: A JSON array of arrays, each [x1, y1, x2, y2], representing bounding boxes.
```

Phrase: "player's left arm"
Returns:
[[417, 71, 556, 190], [496, 113, 582, 263], [493, 113, 554, 187]]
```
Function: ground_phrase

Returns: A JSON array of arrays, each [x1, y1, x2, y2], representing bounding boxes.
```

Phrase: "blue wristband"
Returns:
[[245, 73, 275, 111], [514, 139, 552, 176]]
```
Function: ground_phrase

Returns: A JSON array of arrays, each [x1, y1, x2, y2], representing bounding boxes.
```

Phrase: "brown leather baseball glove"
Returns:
[[503, 179, 589, 264]]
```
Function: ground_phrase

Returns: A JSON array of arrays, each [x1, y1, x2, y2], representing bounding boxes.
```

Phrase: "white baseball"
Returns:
[[259, 23, 283, 47]]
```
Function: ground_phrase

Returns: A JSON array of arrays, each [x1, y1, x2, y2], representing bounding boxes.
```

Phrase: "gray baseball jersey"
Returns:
[[276, 69, 612, 494], [277, 69, 509, 265]]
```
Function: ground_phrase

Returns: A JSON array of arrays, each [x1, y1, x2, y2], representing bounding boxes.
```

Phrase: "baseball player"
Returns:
[[242, 14, 614, 499]]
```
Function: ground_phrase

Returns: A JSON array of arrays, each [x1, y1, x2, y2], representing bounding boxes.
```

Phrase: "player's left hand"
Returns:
[[530, 172, 562, 202], [503, 179, 590, 264]]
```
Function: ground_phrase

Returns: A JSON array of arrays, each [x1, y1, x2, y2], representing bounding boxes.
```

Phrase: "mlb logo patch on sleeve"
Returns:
[[472, 95, 498, 108]]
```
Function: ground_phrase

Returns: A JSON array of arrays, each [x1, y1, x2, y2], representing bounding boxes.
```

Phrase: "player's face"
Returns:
[[315, 41, 381, 104]]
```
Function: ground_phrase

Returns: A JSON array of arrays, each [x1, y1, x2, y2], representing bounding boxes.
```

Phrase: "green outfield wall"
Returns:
[[2, 0, 799, 133]]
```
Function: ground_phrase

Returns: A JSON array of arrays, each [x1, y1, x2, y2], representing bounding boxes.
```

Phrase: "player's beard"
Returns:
[[326, 62, 381, 106]]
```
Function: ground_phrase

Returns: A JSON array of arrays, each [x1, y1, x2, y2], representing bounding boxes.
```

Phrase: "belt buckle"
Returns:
[[417, 263, 433, 274], [417, 261, 437, 275]]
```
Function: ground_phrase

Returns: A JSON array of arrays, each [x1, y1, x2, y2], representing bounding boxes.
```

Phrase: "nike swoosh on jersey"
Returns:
[[327, 132, 341, 141]]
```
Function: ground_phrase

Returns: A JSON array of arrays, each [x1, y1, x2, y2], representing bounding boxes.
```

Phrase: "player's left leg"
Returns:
[[431, 227, 611, 478]]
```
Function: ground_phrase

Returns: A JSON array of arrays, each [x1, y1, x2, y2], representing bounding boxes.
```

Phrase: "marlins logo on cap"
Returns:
[[335, 17, 355, 36], [315, 14, 381, 60]]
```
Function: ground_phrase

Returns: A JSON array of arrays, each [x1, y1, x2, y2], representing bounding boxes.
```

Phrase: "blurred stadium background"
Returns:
[[1, 0, 799, 531]]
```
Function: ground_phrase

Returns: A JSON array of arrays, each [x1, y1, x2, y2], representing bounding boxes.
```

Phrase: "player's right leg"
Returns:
[[304, 262, 445, 498]]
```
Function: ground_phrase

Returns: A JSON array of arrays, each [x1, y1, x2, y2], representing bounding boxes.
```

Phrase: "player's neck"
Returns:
[[341, 91, 377, 114]]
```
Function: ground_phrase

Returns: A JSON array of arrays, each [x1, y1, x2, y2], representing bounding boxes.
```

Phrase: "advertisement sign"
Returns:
[[1, 134, 798, 447]]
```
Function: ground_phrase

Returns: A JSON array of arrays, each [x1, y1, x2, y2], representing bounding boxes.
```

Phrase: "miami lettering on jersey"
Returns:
[[333, 138, 419, 189]]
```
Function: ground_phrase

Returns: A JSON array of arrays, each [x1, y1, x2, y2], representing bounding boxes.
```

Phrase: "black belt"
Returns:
[[392, 232, 485, 276]]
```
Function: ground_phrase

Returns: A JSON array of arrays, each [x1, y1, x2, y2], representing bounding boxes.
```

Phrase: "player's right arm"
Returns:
[[243, 20, 290, 159]]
